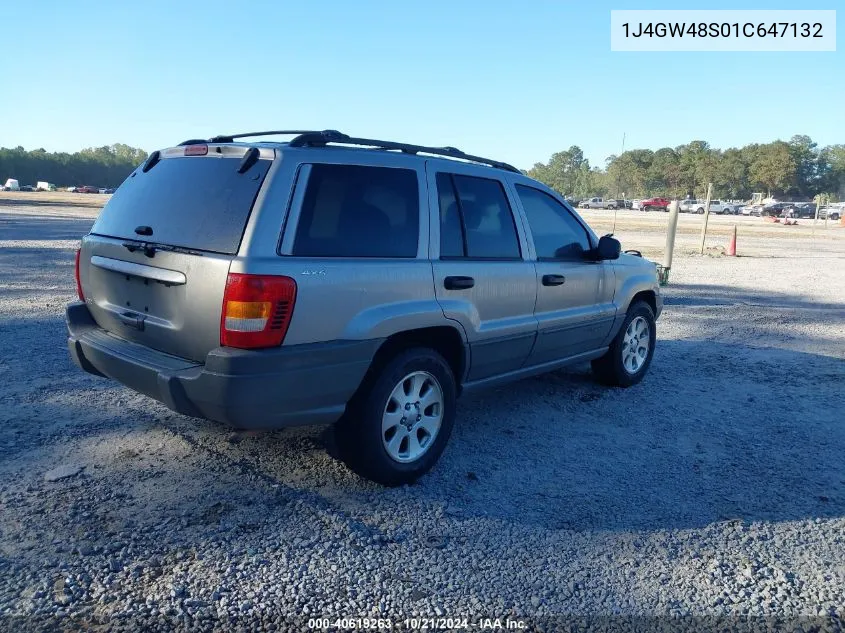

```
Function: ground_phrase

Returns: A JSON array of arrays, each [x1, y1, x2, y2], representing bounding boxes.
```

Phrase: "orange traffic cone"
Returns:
[[727, 225, 737, 256]]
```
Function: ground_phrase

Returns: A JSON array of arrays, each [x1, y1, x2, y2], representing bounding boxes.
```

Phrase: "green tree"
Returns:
[[527, 145, 592, 198], [748, 141, 797, 197], [0, 144, 148, 188]]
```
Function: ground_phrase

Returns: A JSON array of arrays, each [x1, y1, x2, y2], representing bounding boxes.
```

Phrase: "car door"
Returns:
[[426, 163, 538, 382], [510, 182, 616, 366]]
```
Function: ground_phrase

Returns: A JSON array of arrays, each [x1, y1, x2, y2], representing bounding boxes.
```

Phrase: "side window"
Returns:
[[515, 184, 592, 260], [436, 173, 521, 259], [292, 164, 419, 258]]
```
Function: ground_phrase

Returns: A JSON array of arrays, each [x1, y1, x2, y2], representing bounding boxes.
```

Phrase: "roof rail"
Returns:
[[288, 130, 520, 173], [206, 130, 324, 144], [182, 129, 520, 173]]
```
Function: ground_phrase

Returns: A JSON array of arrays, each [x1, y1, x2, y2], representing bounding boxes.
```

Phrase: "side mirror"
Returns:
[[595, 235, 621, 260]]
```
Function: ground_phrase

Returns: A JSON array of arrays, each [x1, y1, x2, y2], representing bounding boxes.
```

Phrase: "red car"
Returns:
[[75, 185, 99, 193], [640, 197, 670, 212]]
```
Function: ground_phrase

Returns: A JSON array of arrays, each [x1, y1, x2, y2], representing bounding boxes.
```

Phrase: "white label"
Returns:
[[611, 10, 836, 52]]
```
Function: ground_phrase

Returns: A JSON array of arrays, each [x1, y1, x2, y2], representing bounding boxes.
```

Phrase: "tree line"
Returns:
[[528, 136, 845, 202], [0, 144, 148, 188], [3, 136, 844, 201]]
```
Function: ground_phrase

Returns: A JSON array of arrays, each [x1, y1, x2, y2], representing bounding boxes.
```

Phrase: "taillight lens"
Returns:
[[220, 273, 297, 349], [184, 144, 208, 156], [74, 248, 85, 301]]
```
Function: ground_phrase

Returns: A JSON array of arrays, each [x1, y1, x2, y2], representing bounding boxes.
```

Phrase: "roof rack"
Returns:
[[179, 129, 520, 173], [288, 130, 520, 173], [178, 131, 323, 146]]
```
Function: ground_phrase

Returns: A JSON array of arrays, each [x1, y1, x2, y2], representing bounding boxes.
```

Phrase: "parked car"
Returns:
[[741, 204, 763, 216], [103, 188, 116, 194], [630, 199, 641, 210], [3, 178, 20, 191], [581, 197, 624, 210], [19, 184, 35, 192], [787, 203, 817, 219], [761, 202, 792, 217], [640, 197, 670, 211], [689, 200, 736, 215], [76, 185, 99, 193], [67, 129, 662, 485], [624, 200, 633, 209], [679, 199, 700, 213], [818, 206, 841, 221]]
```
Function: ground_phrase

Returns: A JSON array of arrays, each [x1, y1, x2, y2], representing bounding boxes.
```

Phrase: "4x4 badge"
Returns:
[[300, 270, 326, 276]]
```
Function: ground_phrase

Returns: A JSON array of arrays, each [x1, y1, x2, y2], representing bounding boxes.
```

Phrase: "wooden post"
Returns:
[[698, 182, 713, 254], [664, 200, 680, 271]]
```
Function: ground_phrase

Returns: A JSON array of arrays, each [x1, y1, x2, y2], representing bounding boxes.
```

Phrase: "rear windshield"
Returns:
[[90, 154, 271, 254]]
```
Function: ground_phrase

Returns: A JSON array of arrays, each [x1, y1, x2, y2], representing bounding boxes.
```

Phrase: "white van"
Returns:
[[3, 179, 20, 191]]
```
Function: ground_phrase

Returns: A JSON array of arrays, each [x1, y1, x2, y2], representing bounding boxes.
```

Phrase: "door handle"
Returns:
[[542, 274, 566, 286], [444, 276, 475, 290]]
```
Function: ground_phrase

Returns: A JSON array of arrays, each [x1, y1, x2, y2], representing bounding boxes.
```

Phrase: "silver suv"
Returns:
[[67, 130, 662, 485]]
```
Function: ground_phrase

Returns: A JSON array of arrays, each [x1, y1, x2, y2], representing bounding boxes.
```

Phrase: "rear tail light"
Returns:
[[220, 273, 297, 349], [74, 248, 85, 301]]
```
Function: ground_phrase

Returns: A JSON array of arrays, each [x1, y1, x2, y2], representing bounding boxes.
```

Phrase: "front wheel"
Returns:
[[335, 348, 457, 486], [592, 301, 656, 387]]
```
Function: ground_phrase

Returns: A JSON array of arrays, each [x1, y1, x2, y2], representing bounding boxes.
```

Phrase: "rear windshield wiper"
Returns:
[[122, 240, 205, 258]]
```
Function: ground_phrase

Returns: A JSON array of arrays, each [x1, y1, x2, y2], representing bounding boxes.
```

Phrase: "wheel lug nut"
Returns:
[[416, 415, 421, 421]]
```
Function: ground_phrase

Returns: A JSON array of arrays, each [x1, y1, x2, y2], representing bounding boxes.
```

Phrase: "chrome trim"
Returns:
[[90, 256, 187, 285]]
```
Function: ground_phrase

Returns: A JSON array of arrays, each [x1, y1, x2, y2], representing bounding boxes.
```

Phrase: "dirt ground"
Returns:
[[0, 191, 843, 630]]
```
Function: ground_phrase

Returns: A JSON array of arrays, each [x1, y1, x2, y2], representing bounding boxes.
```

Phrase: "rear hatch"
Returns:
[[79, 144, 274, 362]]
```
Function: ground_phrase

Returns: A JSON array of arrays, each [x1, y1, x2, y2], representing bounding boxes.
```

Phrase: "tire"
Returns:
[[335, 348, 457, 486], [591, 301, 656, 387], [696, 207, 704, 214]]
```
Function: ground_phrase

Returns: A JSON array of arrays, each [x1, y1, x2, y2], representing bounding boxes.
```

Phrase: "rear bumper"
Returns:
[[66, 302, 380, 430]]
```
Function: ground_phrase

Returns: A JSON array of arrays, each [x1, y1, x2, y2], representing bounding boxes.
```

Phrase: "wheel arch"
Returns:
[[355, 325, 468, 401]]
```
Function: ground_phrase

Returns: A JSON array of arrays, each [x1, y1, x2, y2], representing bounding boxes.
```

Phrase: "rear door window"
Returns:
[[436, 173, 521, 259], [90, 153, 271, 254], [292, 164, 419, 258]]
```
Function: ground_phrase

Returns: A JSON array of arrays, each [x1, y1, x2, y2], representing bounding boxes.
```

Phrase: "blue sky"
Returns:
[[1, 0, 841, 170]]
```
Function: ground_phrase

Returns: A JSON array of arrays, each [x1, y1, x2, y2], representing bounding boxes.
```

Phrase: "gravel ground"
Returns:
[[1, 193, 844, 631]]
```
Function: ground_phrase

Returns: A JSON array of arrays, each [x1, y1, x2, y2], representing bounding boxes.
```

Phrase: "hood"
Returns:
[[616, 252, 658, 269]]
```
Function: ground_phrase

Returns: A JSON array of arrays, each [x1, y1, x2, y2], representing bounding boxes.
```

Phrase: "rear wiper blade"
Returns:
[[122, 240, 204, 257]]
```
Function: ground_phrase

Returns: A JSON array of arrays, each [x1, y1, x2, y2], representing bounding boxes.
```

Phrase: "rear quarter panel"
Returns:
[[236, 149, 446, 346]]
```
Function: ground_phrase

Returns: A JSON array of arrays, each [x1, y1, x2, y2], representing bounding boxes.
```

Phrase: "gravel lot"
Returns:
[[1, 192, 844, 631]]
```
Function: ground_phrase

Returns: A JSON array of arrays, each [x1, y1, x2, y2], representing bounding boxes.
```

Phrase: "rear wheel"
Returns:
[[592, 301, 656, 387], [335, 348, 456, 486]]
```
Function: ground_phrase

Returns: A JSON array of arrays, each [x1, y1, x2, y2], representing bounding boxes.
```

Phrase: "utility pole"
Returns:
[[698, 182, 713, 255]]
